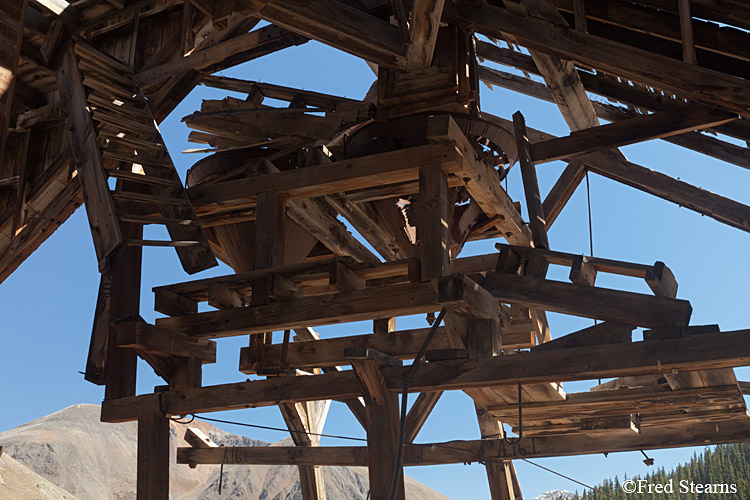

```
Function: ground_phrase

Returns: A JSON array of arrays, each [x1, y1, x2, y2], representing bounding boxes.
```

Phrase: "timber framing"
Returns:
[[5, 1, 750, 499]]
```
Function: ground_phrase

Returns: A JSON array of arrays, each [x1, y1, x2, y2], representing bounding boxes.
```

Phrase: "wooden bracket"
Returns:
[[184, 427, 218, 469]]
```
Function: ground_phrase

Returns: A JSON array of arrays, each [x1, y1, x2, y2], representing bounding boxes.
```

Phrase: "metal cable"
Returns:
[[388, 307, 447, 500]]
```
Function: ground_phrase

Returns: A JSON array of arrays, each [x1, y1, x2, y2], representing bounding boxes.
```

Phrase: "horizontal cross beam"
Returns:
[[102, 328, 750, 422], [176, 418, 750, 465]]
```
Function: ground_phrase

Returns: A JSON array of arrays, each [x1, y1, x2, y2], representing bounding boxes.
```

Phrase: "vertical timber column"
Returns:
[[137, 413, 170, 500], [352, 359, 405, 500], [104, 222, 142, 400], [475, 402, 519, 500], [255, 190, 285, 269], [250, 190, 285, 359], [417, 164, 450, 281]]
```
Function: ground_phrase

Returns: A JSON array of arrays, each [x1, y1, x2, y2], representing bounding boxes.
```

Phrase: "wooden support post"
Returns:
[[417, 164, 450, 281], [254, 191, 285, 269], [573, 0, 587, 32], [373, 317, 396, 334], [475, 403, 518, 500], [104, 223, 142, 400], [646, 261, 678, 298], [678, 0, 697, 64], [352, 359, 405, 500], [513, 111, 548, 251], [279, 402, 328, 500], [569, 254, 597, 286], [137, 414, 170, 500]]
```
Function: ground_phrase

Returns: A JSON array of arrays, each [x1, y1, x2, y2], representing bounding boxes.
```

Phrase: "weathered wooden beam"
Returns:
[[56, 44, 123, 270], [678, 0, 697, 64], [351, 358, 405, 500], [118, 322, 217, 362], [438, 275, 501, 320], [551, 0, 750, 64], [103, 223, 143, 400], [480, 272, 691, 327], [417, 164, 450, 280], [239, 327, 451, 373], [188, 143, 460, 216], [513, 111, 548, 250], [407, 0, 446, 69], [530, 107, 737, 164], [287, 198, 380, 265], [101, 329, 750, 422], [477, 63, 750, 170], [404, 392, 443, 443], [488, 115, 750, 233], [0, 176, 81, 286], [279, 402, 328, 500], [541, 160, 586, 230], [156, 281, 439, 339], [136, 26, 307, 86], [137, 414, 169, 500], [532, 322, 633, 352], [487, 385, 741, 421], [248, 0, 407, 68], [176, 418, 750, 465], [448, 2, 750, 114], [426, 114, 532, 246]]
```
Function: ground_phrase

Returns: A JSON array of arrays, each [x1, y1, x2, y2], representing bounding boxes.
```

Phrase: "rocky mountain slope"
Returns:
[[0, 452, 81, 500], [0, 404, 450, 500]]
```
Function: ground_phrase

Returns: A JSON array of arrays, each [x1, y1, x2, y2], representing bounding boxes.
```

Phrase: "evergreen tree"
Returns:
[[567, 443, 750, 499]]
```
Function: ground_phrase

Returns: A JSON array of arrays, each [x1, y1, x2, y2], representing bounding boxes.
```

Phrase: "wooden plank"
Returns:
[[501, 0, 600, 132], [481, 271, 691, 327], [477, 60, 750, 169], [530, 107, 737, 164], [185, 427, 218, 449], [118, 321, 217, 362], [0, 176, 81, 285], [239, 327, 451, 372], [101, 329, 750, 422], [137, 414, 169, 500], [407, 0, 446, 69], [56, 44, 123, 270], [136, 26, 307, 85], [187, 143, 460, 216], [176, 418, 750, 465], [156, 281, 439, 338], [490, 115, 750, 233], [248, 0, 407, 68], [541, 159, 586, 229], [447, 2, 750, 114], [532, 322, 633, 352], [487, 385, 741, 421]]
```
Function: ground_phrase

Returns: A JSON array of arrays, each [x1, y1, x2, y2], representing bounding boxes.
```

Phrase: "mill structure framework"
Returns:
[[3, 0, 750, 498]]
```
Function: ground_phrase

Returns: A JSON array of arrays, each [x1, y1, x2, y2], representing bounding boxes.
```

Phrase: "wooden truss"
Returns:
[[3, 1, 750, 499]]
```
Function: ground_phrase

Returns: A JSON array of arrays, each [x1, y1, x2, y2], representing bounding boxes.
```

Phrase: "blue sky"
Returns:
[[2, 38, 750, 500]]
